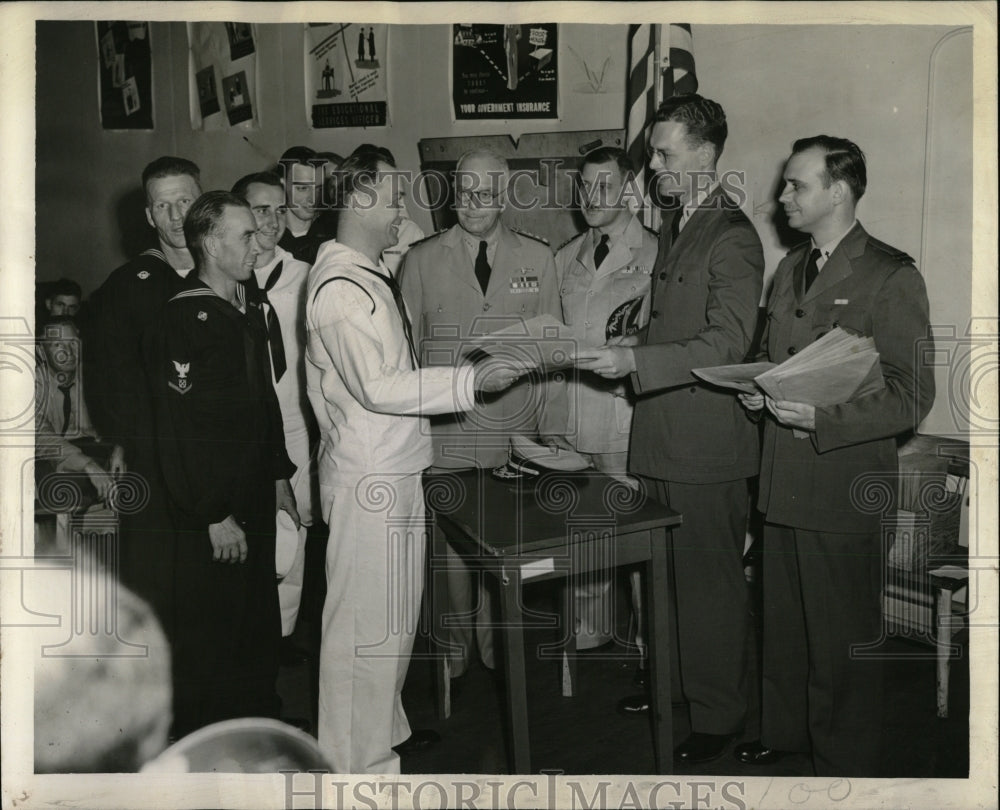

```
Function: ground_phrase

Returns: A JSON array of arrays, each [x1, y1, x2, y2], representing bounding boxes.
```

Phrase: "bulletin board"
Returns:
[[417, 129, 628, 250]]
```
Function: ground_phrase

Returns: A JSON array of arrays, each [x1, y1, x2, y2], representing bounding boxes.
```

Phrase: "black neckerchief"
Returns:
[[354, 263, 419, 370]]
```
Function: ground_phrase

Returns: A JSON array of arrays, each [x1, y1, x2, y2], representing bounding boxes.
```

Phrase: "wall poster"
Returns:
[[188, 22, 259, 130], [451, 23, 558, 120], [96, 21, 153, 129], [305, 23, 388, 128]]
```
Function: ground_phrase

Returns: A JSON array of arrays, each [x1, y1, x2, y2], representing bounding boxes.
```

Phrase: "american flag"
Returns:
[[662, 23, 698, 98], [626, 23, 698, 228]]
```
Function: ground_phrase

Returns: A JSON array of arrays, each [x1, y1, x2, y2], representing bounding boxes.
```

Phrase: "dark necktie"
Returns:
[[670, 207, 683, 244], [474, 240, 491, 294], [250, 262, 287, 381], [804, 247, 822, 293], [594, 233, 610, 269], [58, 383, 74, 435]]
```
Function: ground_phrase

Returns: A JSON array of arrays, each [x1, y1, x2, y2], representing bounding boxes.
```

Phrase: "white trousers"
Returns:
[[316, 473, 425, 774], [276, 423, 313, 636]]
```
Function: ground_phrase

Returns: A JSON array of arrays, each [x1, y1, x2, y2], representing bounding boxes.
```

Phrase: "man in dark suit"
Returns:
[[574, 94, 763, 763], [736, 136, 934, 776]]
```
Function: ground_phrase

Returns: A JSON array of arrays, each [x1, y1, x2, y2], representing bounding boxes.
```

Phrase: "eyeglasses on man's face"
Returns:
[[456, 188, 505, 206], [646, 144, 671, 165]]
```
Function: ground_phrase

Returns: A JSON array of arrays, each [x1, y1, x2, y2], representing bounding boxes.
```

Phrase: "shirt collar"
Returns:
[[254, 246, 290, 284], [595, 214, 631, 245], [683, 179, 720, 217], [461, 224, 500, 253], [812, 219, 858, 262], [44, 364, 79, 388]]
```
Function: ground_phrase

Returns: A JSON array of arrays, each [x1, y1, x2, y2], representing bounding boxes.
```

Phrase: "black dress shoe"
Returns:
[[734, 739, 789, 765], [674, 732, 734, 764], [616, 693, 650, 715], [391, 729, 441, 756], [616, 692, 688, 716]]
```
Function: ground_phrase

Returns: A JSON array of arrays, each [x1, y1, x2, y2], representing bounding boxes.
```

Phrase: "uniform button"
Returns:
[[659, 272, 667, 280], [584, 321, 591, 327], [689, 386, 697, 393], [788, 346, 797, 355], [588, 290, 594, 296], [832, 320, 840, 328], [483, 303, 491, 311], [650, 310, 659, 319], [795, 308, 805, 318], [677, 276, 684, 283]]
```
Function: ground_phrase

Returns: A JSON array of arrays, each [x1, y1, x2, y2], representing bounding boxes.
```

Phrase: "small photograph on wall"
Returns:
[[95, 20, 153, 129], [222, 71, 253, 125], [452, 23, 558, 120], [224, 22, 255, 61], [121, 76, 140, 116], [188, 21, 258, 130], [99, 28, 116, 68], [305, 23, 389, 129], [112, 53, 126, 87], [195, 65, 220, 117]]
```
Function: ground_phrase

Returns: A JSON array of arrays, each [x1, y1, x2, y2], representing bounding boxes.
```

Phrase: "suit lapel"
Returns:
[[573, 233, 595, 277], [802, 223, 866, 303]]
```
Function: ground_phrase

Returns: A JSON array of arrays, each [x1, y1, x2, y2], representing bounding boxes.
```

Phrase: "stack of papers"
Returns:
[[692, 328, 884, 407]]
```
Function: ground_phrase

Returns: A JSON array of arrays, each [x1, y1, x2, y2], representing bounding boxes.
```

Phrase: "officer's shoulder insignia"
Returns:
[[556, 232, 585, 252], [168, 360, 192, 395], [868, 237, 914, 265], [512, 228, 549, 246], [408, 228, 448, 250], [137, 270, 150, 280], [197, 311, 208, 321]]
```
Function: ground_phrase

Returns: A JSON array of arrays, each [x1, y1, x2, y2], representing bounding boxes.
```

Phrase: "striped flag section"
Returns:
[[626, 23, 658, 228], [661, 23, 698, 98], [626, 24, 698, 228]]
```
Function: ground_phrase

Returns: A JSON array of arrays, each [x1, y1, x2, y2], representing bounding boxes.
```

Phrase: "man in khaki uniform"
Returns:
[[555, 146, 657, 649], [400, 149, 563, 676]]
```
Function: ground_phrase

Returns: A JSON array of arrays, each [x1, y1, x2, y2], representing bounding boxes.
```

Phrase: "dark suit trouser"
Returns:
[[761, 523, 884, 777], [117, 441, 178, 643], [640, 476, 751, 735]]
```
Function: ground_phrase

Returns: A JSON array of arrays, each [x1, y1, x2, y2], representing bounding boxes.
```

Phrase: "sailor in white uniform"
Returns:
[[305, 150, 518, 773]]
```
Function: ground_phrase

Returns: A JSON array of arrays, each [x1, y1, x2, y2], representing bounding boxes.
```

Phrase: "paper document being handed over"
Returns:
[[692, 327, 885, 407], [466, 314, 579, 374]]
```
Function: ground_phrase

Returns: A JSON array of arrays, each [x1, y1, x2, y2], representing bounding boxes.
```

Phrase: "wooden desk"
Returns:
[[426, 469, 681, 774]]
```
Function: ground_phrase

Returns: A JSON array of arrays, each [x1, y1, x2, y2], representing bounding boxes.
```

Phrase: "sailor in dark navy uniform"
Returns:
[[80, 156, 202, 641], [148, 191, 297, 736]]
